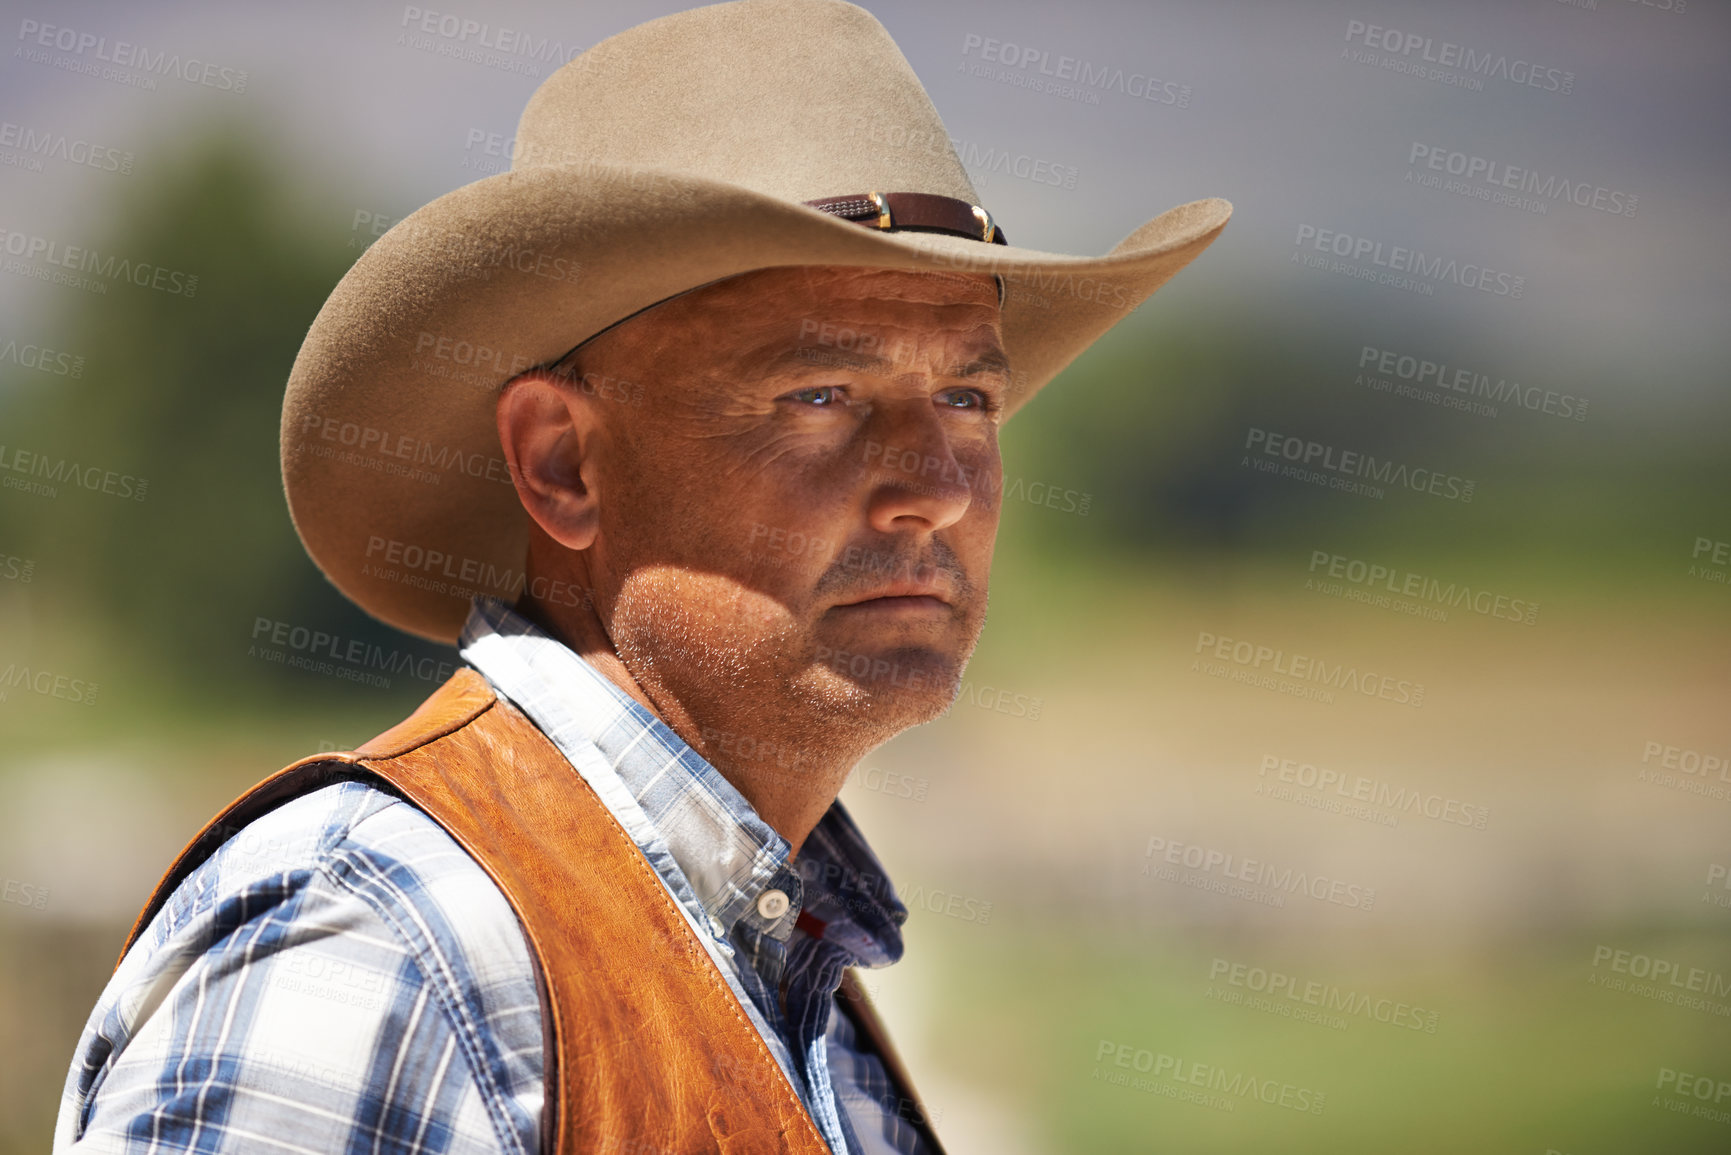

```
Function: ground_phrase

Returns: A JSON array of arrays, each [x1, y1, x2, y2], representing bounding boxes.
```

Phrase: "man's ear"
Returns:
[[496, 371, 604, 551]]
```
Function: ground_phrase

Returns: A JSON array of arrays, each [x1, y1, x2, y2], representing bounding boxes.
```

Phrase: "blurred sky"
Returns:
[[4, 0, 1730, 387], [4, 7, 1729, 1150]]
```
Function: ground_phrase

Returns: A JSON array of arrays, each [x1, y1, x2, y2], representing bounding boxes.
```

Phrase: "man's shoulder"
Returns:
[[144, 776, 528, 968], [65, 778, 547, 1152]]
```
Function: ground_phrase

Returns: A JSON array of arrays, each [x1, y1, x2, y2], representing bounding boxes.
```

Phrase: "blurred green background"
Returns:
[[3, 1, 1730, 1150], [3, 126, 1726, 1154]]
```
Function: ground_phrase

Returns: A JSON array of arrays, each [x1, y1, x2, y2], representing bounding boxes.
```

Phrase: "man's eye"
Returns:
[[937, 388, 989, 410], [786, 386, 845, 406]]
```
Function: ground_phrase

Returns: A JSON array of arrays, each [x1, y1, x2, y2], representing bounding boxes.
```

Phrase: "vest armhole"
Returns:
[[114, 760, 376, 969], [836, 969, 949, 1154], [526, 911, 559, 1155], [115, 669, 500, 971]]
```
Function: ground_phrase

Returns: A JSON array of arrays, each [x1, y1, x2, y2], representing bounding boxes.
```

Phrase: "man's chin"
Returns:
[[803, 643, 965, 723]]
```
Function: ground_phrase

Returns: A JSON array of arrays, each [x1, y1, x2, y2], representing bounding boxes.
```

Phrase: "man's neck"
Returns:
[[515, 591, 864, 857]]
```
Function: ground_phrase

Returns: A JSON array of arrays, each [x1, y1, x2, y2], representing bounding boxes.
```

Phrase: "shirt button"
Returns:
[[756, 889, 791, 920]]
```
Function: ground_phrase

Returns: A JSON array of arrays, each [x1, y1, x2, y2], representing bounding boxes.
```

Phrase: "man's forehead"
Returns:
[[643, 265, 1004, 373], [570, 264, 1005, 386], [757, 336, 1011, 383], [745, 269, 1004, 374]]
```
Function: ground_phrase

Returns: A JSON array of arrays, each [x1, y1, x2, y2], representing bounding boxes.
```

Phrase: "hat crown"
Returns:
[[284, 0, 1230, 644], [514, 0, 977, 206]]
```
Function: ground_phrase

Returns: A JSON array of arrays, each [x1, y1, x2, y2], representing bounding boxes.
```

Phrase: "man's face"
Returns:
[[568, 265, 1006, 734]]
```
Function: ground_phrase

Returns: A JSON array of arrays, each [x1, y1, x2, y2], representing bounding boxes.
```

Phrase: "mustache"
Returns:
[[811, 536, 973, 603]]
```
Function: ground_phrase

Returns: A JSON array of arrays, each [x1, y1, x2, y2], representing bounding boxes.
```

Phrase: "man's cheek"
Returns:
[[961, 449, 1004, 517]]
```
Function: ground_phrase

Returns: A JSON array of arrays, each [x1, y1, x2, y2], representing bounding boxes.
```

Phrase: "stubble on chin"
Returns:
[[609, 568, 980, 744]]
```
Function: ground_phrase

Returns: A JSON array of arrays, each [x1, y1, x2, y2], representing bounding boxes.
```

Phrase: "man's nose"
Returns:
[[860, 399, 974, 535]]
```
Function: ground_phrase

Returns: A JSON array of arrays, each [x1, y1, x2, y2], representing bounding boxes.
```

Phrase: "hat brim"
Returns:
[[282, 162, 1230, 643]]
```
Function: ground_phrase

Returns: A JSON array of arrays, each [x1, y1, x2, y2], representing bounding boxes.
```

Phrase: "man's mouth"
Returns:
[[831, 582, 952, 612]]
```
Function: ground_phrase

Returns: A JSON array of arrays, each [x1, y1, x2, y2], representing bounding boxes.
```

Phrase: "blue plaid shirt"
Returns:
[[56, 597, 934, 1154]]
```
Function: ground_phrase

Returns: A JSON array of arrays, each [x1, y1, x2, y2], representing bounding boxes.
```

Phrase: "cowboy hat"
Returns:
[[281, 0, 1231, 644]]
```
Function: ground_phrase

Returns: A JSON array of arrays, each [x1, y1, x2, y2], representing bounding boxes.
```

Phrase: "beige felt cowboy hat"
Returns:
[[282, 0, 1231, 644]]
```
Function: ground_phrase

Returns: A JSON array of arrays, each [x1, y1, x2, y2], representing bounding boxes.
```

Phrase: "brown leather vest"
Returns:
[[121, 668, 944, 1154]]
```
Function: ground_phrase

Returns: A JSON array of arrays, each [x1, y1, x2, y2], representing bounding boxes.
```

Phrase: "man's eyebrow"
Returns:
[[950, 348, 1012, 378]]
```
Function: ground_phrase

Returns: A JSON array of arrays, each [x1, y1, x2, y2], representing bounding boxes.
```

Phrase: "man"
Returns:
[[55, 1, 1228, 1151]]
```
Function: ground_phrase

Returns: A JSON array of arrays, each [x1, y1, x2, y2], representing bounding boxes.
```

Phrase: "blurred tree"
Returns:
[[1, 126, 1716, 710], [0, 126, 448, 706]]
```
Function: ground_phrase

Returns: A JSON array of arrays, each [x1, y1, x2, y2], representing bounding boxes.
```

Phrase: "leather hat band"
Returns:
[[805, 191, 1007, 245], [540, 192, 1012, 372]]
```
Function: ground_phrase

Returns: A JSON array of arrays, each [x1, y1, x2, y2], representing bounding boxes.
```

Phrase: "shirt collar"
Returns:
[[456, 596, 905, 960]]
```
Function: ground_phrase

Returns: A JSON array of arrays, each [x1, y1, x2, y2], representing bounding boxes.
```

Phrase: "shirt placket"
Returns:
[[461, 597, 900, 1154], [727, 864, 868, 1155]]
